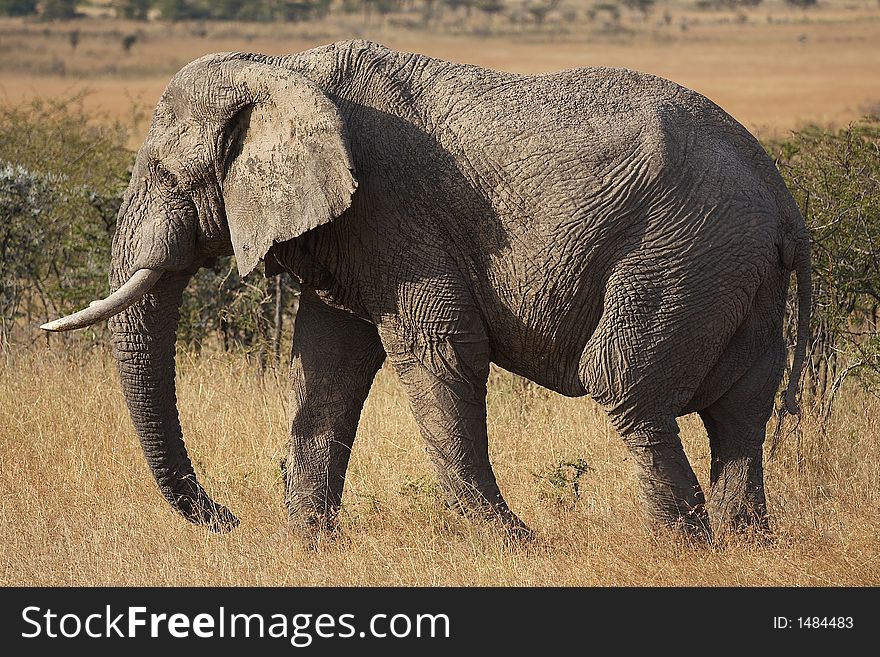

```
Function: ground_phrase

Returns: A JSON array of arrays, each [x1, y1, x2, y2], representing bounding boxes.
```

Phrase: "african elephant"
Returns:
[[43, 40, 810, 543]]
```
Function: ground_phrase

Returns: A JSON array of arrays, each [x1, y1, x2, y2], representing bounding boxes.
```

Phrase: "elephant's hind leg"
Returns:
[[578, 272, 723, 540], [618, 419, 710, 540], [285, 288, 385, 543], [698, 339, 785, 536]]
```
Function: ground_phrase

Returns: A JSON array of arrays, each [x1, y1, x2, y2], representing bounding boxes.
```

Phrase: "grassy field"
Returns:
[[1, 346, 878, 585], [1, 3, 879, 146], [1, 3, 879, 586]]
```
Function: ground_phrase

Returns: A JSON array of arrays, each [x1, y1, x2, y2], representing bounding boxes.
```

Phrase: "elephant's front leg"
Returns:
[[382, 313, 531, 541], [286, 289, 385, 543]]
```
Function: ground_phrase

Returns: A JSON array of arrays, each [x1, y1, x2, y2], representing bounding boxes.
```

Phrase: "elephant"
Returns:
[[43, 40, 811, 543]]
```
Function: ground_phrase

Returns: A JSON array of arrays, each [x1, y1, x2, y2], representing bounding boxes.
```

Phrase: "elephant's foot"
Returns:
[[284, 510, 345, 551], [627, 443, 711, 543], [284, 483, 343, 550], [269, 521, 347, 552], [443, 483, 535, 544], [708, 457, 770, 539]]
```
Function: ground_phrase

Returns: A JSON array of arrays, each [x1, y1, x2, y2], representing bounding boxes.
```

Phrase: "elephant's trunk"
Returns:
[[108, 270, 239, 532]]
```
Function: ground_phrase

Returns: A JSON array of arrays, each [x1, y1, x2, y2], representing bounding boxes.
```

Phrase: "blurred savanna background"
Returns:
[[1, 0, 879, 585]]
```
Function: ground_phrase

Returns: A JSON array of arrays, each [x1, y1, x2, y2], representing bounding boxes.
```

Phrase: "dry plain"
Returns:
[[2, 3, 880, 142], [1, 2, 879, 586], [3, 348, 880, 586]]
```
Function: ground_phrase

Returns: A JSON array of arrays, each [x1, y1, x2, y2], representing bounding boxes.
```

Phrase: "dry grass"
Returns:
[[1, 345, 877, 586], [1, 4, 880, 147]]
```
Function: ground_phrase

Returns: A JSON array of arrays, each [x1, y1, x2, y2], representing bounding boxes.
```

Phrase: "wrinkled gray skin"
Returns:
[[95, 40, 811, 543]]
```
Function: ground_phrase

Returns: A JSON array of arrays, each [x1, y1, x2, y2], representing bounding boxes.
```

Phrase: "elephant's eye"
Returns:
[[155, 162, 178, 188]]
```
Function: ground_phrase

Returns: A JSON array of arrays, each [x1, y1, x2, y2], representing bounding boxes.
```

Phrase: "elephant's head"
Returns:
[[42, 54, 357, 530]]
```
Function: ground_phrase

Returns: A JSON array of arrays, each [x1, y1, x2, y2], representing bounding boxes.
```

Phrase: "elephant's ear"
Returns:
[[219, 62, 357, 277]]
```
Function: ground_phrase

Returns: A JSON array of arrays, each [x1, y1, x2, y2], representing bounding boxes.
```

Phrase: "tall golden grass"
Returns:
[[1, 344, 877, 585]]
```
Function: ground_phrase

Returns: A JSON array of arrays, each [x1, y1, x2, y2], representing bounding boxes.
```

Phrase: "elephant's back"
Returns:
[[423, 58, 746, 142]]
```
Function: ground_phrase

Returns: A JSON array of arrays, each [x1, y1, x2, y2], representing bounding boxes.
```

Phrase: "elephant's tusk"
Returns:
[[40, 269, 163, 332]]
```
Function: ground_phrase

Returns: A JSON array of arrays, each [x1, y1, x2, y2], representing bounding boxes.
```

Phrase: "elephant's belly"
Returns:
[[490, 348, 588, 397], [484, 301, 599, 398]]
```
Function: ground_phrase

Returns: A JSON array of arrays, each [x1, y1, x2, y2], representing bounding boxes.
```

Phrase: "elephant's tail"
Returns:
[[782, 229, 812, 416]]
